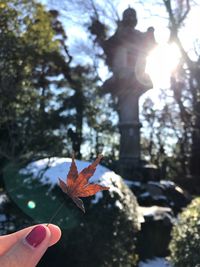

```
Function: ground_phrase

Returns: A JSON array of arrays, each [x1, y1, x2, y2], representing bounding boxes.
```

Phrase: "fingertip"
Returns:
[[45, 224, 61, 246]]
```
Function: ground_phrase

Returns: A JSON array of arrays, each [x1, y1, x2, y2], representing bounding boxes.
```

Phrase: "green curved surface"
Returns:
[[3, 164, 79, 229]]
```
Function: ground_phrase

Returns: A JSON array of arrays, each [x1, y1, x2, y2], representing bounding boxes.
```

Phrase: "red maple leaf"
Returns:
[[58, 155, 109, 212]]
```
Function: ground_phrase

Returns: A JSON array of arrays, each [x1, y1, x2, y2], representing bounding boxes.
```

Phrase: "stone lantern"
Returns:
[[91, 7, 156, 179]]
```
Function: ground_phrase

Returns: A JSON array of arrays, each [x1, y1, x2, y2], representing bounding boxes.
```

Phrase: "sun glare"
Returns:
[[146, 43, 181, 89]]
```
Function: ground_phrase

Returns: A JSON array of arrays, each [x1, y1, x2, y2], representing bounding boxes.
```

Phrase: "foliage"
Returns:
[[162, 1, 200, 179], [4, 161, 140, 267], [0, 0, 118, 175], [140, 92, 191, 180], [138, 0, 200, 182], [0, 0, 69, 163], [40, 178, 140, 267], [169, 197, 200, 267]]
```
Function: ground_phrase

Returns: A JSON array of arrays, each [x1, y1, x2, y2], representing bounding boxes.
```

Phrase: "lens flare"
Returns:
[[146, 43, 181, 88], [27, 200, 36, 209]]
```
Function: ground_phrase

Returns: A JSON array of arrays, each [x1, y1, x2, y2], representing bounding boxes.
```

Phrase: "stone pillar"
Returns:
[[119, 122, 141, 164], [117, 86, 146, 179], [99, 7, 156, 179], [119, 121, 141, 174]]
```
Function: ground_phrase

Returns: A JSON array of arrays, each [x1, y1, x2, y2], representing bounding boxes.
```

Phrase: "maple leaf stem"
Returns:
[[46, 201, 65, 227]]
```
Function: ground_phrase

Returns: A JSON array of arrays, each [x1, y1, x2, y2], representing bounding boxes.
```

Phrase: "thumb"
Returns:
[[0, 224, 61, 267]]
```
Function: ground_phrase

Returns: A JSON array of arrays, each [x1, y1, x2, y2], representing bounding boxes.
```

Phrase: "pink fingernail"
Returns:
[[25, 225, 46, 248]]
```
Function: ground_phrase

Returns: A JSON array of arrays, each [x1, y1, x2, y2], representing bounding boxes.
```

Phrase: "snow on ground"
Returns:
[[0, 194, 7, 205], [20, 157, 116, 187], [138, 206, 171, 217], [138, 258, 172, 267], [20, 157, 122, 203]]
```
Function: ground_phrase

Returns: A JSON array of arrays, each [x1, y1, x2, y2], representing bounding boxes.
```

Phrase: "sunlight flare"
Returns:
[[146, 43, 181, 88]]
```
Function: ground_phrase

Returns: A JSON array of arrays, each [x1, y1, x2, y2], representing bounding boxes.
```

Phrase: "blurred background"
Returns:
[[1, 1, 200, 266]]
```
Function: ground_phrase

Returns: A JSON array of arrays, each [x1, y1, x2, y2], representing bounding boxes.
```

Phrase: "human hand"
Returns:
[[0, 224, 61, 267]]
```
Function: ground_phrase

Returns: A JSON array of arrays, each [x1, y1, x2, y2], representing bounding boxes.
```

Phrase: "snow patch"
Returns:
[[115, 200, 123, 210], [138, 206, 172, 217], [91, 191, 103, 204], [20, 157, 122, 203], [138, 257, 172, 267], [0, 194, 7, 205]]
